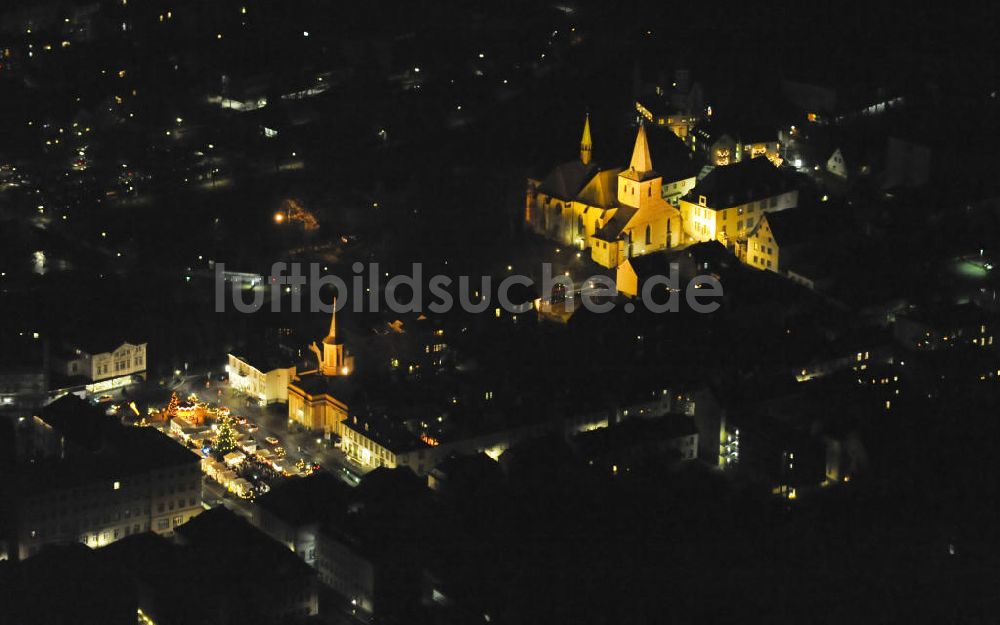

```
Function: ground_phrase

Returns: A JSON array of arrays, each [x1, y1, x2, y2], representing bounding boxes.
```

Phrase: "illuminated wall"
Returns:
[[745, 215, 779, 272], [227, 354, 295, 404], [287, 384, 348, 435], [662, 175, 697, 206], [679, 189, 797, 247], [63, 342, 147, 383]]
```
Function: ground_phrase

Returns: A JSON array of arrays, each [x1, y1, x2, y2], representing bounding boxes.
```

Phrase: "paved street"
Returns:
[[171, 372, 366, 492]]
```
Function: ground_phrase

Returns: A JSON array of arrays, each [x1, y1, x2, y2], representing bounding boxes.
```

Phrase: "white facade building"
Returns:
[[59, 341, 147, 394], [227, 352, 296, 405]]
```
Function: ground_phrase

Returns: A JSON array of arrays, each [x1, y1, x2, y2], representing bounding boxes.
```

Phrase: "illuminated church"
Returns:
[[288, 302, 355, 436], [526, 117, 682, 268]]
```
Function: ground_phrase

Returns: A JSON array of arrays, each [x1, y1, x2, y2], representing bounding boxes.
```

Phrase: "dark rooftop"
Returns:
[[538, 159, 600, 202], [174, 507, 315, 580], [256, 470, 353, 527], [572, 415, 698, 459], [683, 156, 793, 208], [342, 412, 425, 454], [230, 346, 297, 373], [758, 205, 841, 246]]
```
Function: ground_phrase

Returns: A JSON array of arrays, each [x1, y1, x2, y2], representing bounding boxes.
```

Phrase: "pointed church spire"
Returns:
[[629, 122, 653, 173], [326, 297, 337, 342], [580, 113, 592, 165]]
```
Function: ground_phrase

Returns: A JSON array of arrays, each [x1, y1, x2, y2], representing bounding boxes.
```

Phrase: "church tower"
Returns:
[[629, 122, 652, 173], [580, 113, 593, 165], [309, 299, 353, 376], [618, 122, 662, 208]]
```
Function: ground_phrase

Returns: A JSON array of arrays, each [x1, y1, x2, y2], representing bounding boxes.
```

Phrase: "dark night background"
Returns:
[[2, 1, 1000, 624]]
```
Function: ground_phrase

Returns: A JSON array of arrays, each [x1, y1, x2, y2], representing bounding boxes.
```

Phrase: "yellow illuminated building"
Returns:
[[635, 100, 696, 140], [288, 305, 353, 435], [287, 379, 349, 436], [745, 213, 778, 272], [307, 299, 354, 376], [525, 114, 620, 248], [526, 116, 685, 263], [678, 157, 798, 251], [591, 124, 681, 268]]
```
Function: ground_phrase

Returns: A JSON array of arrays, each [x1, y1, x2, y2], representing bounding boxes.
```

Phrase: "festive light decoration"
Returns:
[[165, 392, 179, 419], [214, 417, 238, 456]]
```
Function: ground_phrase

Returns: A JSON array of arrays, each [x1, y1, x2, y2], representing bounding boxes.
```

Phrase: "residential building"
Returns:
[[635, 98, 697, 140], [679, 156, 798, 248], [4, 395, 202, 560], [100, 509, 319, 624], [571, 414, 699, 473], [692, 121, 783, 167], [894, 303, 996, 351], [56, 340, 147, 394], [254, 473, 376, 614]]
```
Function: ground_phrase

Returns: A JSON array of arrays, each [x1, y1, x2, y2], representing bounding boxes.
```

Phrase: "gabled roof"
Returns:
[[341, 413, 423, 454], [538, 160, 600, 201], [683, 157, 792, 208], [575, 167, 621, 209], [755, 206, 836, 246], [67, 338, 145, 358], [623, 251, 674, 282], [593, 205, 639, 242], [646, 129, 702, 182], [230, 347, 296, 373], [256, 471, 353, 527], [695, 118, 778, 145]]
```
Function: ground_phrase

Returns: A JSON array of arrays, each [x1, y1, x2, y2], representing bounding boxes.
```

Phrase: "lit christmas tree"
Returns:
[[165, 392, 180, 419], [214, 417, 238, 456]]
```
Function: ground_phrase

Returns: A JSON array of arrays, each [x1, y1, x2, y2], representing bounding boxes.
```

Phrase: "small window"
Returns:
[[698, 195, 707, 207]]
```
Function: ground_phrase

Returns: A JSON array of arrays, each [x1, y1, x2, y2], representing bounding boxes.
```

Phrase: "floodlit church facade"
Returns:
[[526, 117, 681, 268], [287, 303, 355, 436]]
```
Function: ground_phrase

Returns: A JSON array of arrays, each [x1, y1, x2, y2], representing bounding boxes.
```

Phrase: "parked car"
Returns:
[[265, 436, 280, 446]]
